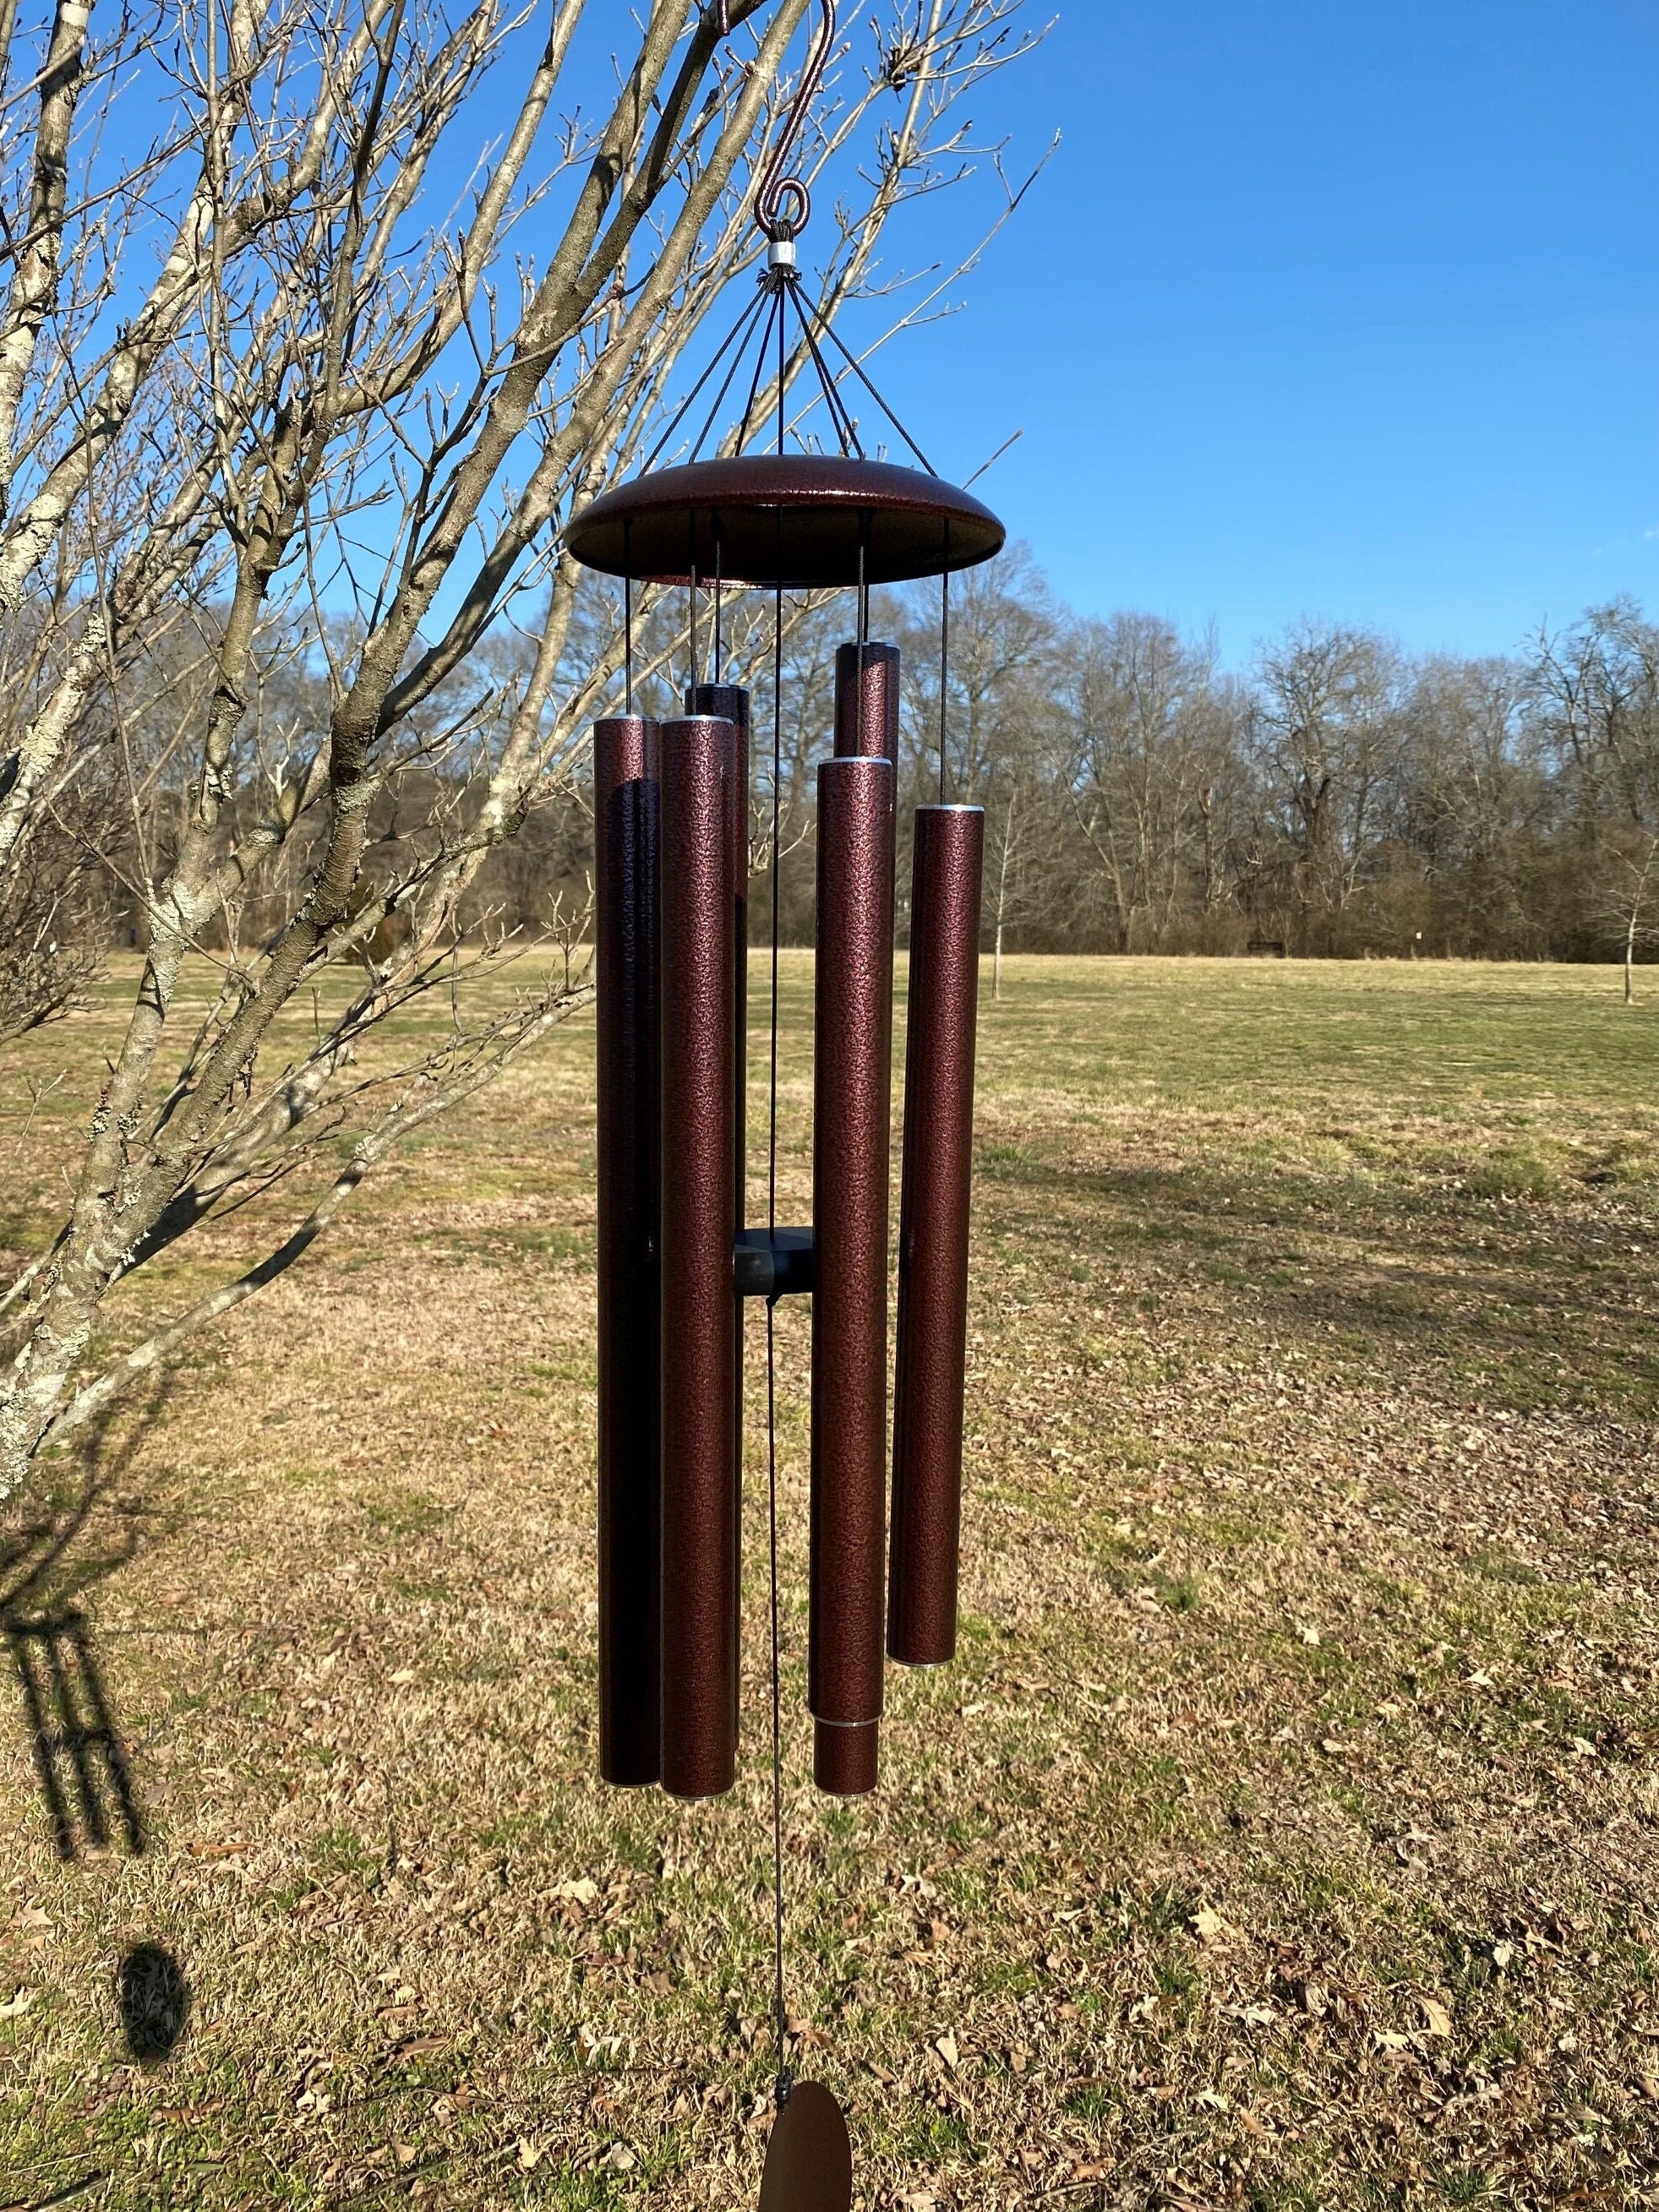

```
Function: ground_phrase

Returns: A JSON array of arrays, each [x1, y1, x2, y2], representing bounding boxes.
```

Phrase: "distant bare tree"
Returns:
[[1531, 601, 1659, 988], [1059, 612, 1223, 952], [1251, 622, 1405, 952]]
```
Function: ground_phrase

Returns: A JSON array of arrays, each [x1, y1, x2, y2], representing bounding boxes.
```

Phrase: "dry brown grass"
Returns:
[[2, 954, 1657, 2210]]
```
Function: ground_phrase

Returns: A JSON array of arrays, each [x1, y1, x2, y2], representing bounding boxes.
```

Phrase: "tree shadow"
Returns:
[[1, 1396, 164, 1861]]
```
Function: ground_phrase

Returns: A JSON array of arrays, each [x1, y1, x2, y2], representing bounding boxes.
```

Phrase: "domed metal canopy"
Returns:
[[565, 453, 1004, 591]]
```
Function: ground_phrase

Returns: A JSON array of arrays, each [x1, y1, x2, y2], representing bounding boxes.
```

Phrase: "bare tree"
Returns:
[[0, 0, 1043, 1501], [1057, 611, 1224, 953], [1251, 622, 1404, 952]]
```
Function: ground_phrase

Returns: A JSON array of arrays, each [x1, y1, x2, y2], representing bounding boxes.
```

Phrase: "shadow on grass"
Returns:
[[1, 1397, 166, 1860], [983, 1144, 1659, 1414], [118, 1940, 190, 2062]]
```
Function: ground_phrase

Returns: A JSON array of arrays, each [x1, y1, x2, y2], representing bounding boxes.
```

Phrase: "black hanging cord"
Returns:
[[689, 553, 700, 699], [737, 282, 786, 458], [624, 522, 634, 716], [784, 281, 863, 458], [690, 282, 778, 466], [798, 290, 937, 475], [643, 280, 772, 476], [939, 520, 952, 805], [713, 522, 724, 684], [766, 530, 789, 2106]]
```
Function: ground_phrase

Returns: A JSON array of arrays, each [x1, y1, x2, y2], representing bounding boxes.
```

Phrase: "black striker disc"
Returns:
[[565, 454, 1004, 590], [758, 2081, 854, 2212]]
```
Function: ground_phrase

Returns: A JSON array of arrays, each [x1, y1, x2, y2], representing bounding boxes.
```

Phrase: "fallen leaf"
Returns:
[[557, 1877, 599, 1906], [390, 2034, 448, 2061], [1420, 1998, 1453, 2039], [0, 1990, 36, 2020], [1191, 1906, 1225, 1943], [934, 2030, 958, 2073]]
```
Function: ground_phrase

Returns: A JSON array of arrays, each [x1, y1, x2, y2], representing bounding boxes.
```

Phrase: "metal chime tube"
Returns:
[[659, 715, 739, 1800], [594, 716, 662, 1786], [688, 680, 750, 1688], [890, 805, 985, 1667], [833, 640, 901, 764], [810, 753, 896, 1796]]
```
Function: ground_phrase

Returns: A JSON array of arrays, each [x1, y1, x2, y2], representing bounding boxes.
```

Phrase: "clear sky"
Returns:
[[855, 0, 1659, 666]]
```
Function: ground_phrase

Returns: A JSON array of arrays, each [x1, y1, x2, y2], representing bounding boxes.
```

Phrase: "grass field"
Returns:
[[3, 955, 1658, 2210]]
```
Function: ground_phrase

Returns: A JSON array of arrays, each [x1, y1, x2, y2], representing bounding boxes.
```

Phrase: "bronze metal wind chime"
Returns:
[[565, 3, 1005, 2192]]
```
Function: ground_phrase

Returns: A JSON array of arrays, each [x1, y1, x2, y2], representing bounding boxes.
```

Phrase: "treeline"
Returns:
[[542, 554, 1659, 963], [731, 554, 1659, 965], [25, 558, 1659, 1011]]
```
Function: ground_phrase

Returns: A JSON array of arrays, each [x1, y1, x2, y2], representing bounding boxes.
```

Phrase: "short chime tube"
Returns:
[[659, 715, 739, 1801], [810, 754, 896, 1795], [688, 680, 751, 1753], [594, 716, 663, 1787], [833, 641, 901, 764], [889, 804, 985, 1668]]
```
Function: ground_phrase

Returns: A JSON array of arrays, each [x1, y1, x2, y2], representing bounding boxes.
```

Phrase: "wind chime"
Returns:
[[565, 4, 1005, 2193]]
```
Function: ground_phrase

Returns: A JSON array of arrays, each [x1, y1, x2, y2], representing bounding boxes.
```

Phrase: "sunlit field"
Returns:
[[3, 956, 1657, 2209]]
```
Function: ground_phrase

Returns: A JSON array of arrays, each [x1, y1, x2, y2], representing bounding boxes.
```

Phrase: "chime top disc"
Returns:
[[758, 2081, 853, 2212], [565, 454, 1005, 590]]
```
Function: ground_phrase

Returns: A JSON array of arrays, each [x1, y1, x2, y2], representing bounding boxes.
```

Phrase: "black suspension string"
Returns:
[[624, 522, 634, 716], [642, 281, 772, 474], [855, 527, 868, 740], [799, 290, 937, 474], [766, 532, 789, 2103], [689, 539, 700, 699], [939, 520, 951, 805], [713, 522, 723, 684], [784, 281, 864, 458], [737, 284, 786, 456], [687, 283, 777, 466]]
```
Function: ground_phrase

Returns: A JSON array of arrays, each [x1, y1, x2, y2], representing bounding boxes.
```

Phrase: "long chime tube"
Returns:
[[889, 804, 985, 1667], [810, 754, 896, 1797], [685, 667, 751, 1742], [833, 640, 901, 764], [594, 716, 662, 1787], [688, 681, 751, 1756], [659, 716, 739, 1801]]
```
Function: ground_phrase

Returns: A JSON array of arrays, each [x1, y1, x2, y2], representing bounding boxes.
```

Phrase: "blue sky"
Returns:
[[852, 0, 1659, 665]]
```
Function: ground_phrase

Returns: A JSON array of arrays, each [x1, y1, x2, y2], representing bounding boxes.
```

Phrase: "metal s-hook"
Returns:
[[750, 0, 836, 242]]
